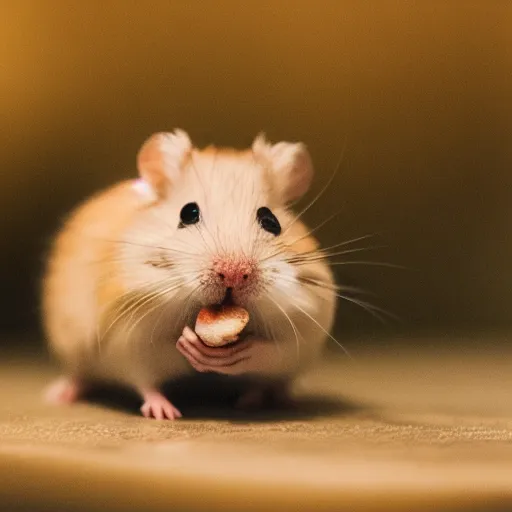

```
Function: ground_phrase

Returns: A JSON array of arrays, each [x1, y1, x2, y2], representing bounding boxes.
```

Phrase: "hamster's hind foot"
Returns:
[[235, 381, 297, 411], [43, 376, 86, 405], [234, 385, 267, 410], [140, 389, 182, 420]]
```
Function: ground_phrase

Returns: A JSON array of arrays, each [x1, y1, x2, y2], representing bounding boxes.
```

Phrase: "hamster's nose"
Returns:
[[213, 259, 253, 288]]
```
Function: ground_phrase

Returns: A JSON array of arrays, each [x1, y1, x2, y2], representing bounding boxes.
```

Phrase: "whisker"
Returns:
[[126, 282, 181, 325], [268, 295, 301, 365], [96, 238, 201, 258], [335, 293, 400, 324], [261, 233, 380, 267], [328, 261, 408, 270], [87, 254, 200, 270], [257, 241, 290, 264], [202, 220, 223, 256], [149, 296, 174, 346], [287, 209, 344, 246], [96, 273, 177, 340], [291, 301, 353, 361], [124, 292, 173, 343], [297, 275, 340, 291], [286, 245, 384, 265], [320, 233, 380, 253], [194, 223, 216, 255], [325, 245, 386, 258], [123, 277, 199, 343], [272, 268, 398, 331], [296, 276, 375, 296], [188, 151, 224, 256], [282, 136, 348, 236], [290, 274, 398, 323], [99, 277, 196, 342], [288, 257, 406, 270], [274, 274, 377, 311], [128, 278, 200, 345]]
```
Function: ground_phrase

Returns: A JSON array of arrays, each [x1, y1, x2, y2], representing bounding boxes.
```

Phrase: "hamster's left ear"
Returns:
[[136, 129, 192, 199], [252, 133, 314, 204]]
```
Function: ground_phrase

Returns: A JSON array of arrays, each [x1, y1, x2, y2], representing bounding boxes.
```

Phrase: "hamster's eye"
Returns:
[[257, 207, 281, 236], [179, 202, 200, 228]]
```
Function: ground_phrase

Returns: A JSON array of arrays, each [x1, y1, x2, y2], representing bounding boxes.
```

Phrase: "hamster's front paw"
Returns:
[[176, 326, 279, 377], [176, 326, 248, 374]]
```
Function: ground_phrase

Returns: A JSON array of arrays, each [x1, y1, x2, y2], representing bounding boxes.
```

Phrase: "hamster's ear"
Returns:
[[136, 129, 192, 198], [252, 133, 314, 204]]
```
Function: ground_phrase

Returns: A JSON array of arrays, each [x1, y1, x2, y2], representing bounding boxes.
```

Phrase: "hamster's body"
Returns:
[[42, 131, 337, 419]]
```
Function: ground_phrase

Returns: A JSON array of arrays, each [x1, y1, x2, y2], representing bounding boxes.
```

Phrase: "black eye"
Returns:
[[179, 202, 200, 228], [257, 207, 281, 236]]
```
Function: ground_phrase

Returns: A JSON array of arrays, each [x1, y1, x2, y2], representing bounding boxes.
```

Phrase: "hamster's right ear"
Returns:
[[252, 133, 314, 204], [136, 130, 192, 199]]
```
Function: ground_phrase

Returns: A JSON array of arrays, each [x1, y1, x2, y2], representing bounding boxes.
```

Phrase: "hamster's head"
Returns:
[[120, 129, 332, 327]]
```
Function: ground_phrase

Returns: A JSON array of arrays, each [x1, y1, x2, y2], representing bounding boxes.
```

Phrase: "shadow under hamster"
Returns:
[[84, 373, 369, 422]]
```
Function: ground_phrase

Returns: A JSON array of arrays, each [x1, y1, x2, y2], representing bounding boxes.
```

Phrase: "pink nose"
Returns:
[[213, 259, 252, 288]]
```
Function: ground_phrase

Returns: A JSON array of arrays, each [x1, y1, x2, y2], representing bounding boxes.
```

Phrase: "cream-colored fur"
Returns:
[[42, 131, 336, 397]]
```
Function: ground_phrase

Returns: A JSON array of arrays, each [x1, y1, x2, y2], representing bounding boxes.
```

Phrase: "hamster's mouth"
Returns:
[[220, 287, 234, 306], [206, 286, 250, 310], [208, 287, 239, 308]]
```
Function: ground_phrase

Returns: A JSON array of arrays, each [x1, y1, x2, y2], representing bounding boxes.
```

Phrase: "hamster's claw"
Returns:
[[140, 389, 182, 420]]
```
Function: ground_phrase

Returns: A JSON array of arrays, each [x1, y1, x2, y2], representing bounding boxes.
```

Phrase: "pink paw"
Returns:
[[44, 377, 83, 405], [140, 390, 182, 420]]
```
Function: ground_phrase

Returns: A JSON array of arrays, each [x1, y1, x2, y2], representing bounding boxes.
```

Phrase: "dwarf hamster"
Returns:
[[41, 130, 337, 419]]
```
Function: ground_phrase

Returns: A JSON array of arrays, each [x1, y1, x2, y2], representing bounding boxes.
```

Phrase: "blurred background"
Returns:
[[1, 1, 511, 348]]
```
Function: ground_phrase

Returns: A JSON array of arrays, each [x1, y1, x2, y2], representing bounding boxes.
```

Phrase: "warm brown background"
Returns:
[[1, 1, 511, 342]]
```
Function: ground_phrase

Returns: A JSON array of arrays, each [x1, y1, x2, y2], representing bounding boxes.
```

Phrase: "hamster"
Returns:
[[41, 130, 337, 419]]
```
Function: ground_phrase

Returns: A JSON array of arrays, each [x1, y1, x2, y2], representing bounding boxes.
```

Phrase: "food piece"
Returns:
[[195, 305, 249, 347]]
